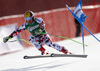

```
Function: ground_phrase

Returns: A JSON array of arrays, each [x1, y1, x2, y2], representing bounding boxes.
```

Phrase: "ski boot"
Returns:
[[61, 47, 68, 54], [39, 47, 45, 55], [61, 47, 73, 54]]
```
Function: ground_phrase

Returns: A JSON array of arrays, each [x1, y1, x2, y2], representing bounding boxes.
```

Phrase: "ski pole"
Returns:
[[9, 39, 32, 45], [42, 33, 88, 47]]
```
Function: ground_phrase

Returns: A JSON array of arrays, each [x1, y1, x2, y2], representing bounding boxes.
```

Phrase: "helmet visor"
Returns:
[[25, 17, 32, 21]]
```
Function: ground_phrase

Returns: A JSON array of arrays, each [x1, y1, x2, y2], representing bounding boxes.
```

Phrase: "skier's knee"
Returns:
[[29, 35, 34, 42], [46, 41, 53, 47]]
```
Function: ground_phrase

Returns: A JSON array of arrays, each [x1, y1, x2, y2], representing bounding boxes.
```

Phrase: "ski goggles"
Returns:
[[25, 17, 32, 21]]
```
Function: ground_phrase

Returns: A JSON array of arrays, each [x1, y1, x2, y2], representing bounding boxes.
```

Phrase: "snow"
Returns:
[[0, 33, 100, 71]]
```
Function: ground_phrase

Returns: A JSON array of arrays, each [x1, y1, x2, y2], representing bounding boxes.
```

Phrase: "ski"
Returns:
[[23, 55, 52, 59], [51, 53, 88, 58], [23, 53, 88, 59]]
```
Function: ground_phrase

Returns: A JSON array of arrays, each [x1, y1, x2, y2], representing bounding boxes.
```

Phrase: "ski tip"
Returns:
[[51, 53, 55, 57], [23, 55, 28, 59]]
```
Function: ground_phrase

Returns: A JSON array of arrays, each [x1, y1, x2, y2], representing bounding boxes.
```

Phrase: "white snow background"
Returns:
[[0, 33, 100, 71]]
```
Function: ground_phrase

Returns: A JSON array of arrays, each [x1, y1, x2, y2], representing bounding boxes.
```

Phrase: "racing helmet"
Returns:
[[24, 10, 34, 21]]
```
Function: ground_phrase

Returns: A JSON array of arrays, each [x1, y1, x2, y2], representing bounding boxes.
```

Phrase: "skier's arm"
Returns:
[[3, 24, 26, 43], [36, 18, 45, 29]]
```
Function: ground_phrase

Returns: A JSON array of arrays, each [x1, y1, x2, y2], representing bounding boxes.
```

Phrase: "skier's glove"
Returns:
[[3, 36, 11, 43]]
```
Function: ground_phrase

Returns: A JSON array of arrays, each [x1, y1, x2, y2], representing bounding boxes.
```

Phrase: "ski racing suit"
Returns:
[[9, 18, 68, 55]]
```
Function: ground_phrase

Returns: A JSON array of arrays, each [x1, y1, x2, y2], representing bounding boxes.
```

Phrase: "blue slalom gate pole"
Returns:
[[82, 25, 100, 42], [80, 0, 85, 54], [82, 25, 85, 54]]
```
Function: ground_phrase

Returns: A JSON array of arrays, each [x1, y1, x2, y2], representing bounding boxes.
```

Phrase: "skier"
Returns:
[[3, 10, 70, 55]]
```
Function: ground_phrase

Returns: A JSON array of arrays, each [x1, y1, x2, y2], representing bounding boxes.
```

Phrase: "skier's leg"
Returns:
[[44, 35, 68, 54], [29, 35, 45, 55]]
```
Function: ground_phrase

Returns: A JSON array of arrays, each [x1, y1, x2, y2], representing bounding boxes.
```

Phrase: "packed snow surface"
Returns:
[[0, 33, 100, 71]]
